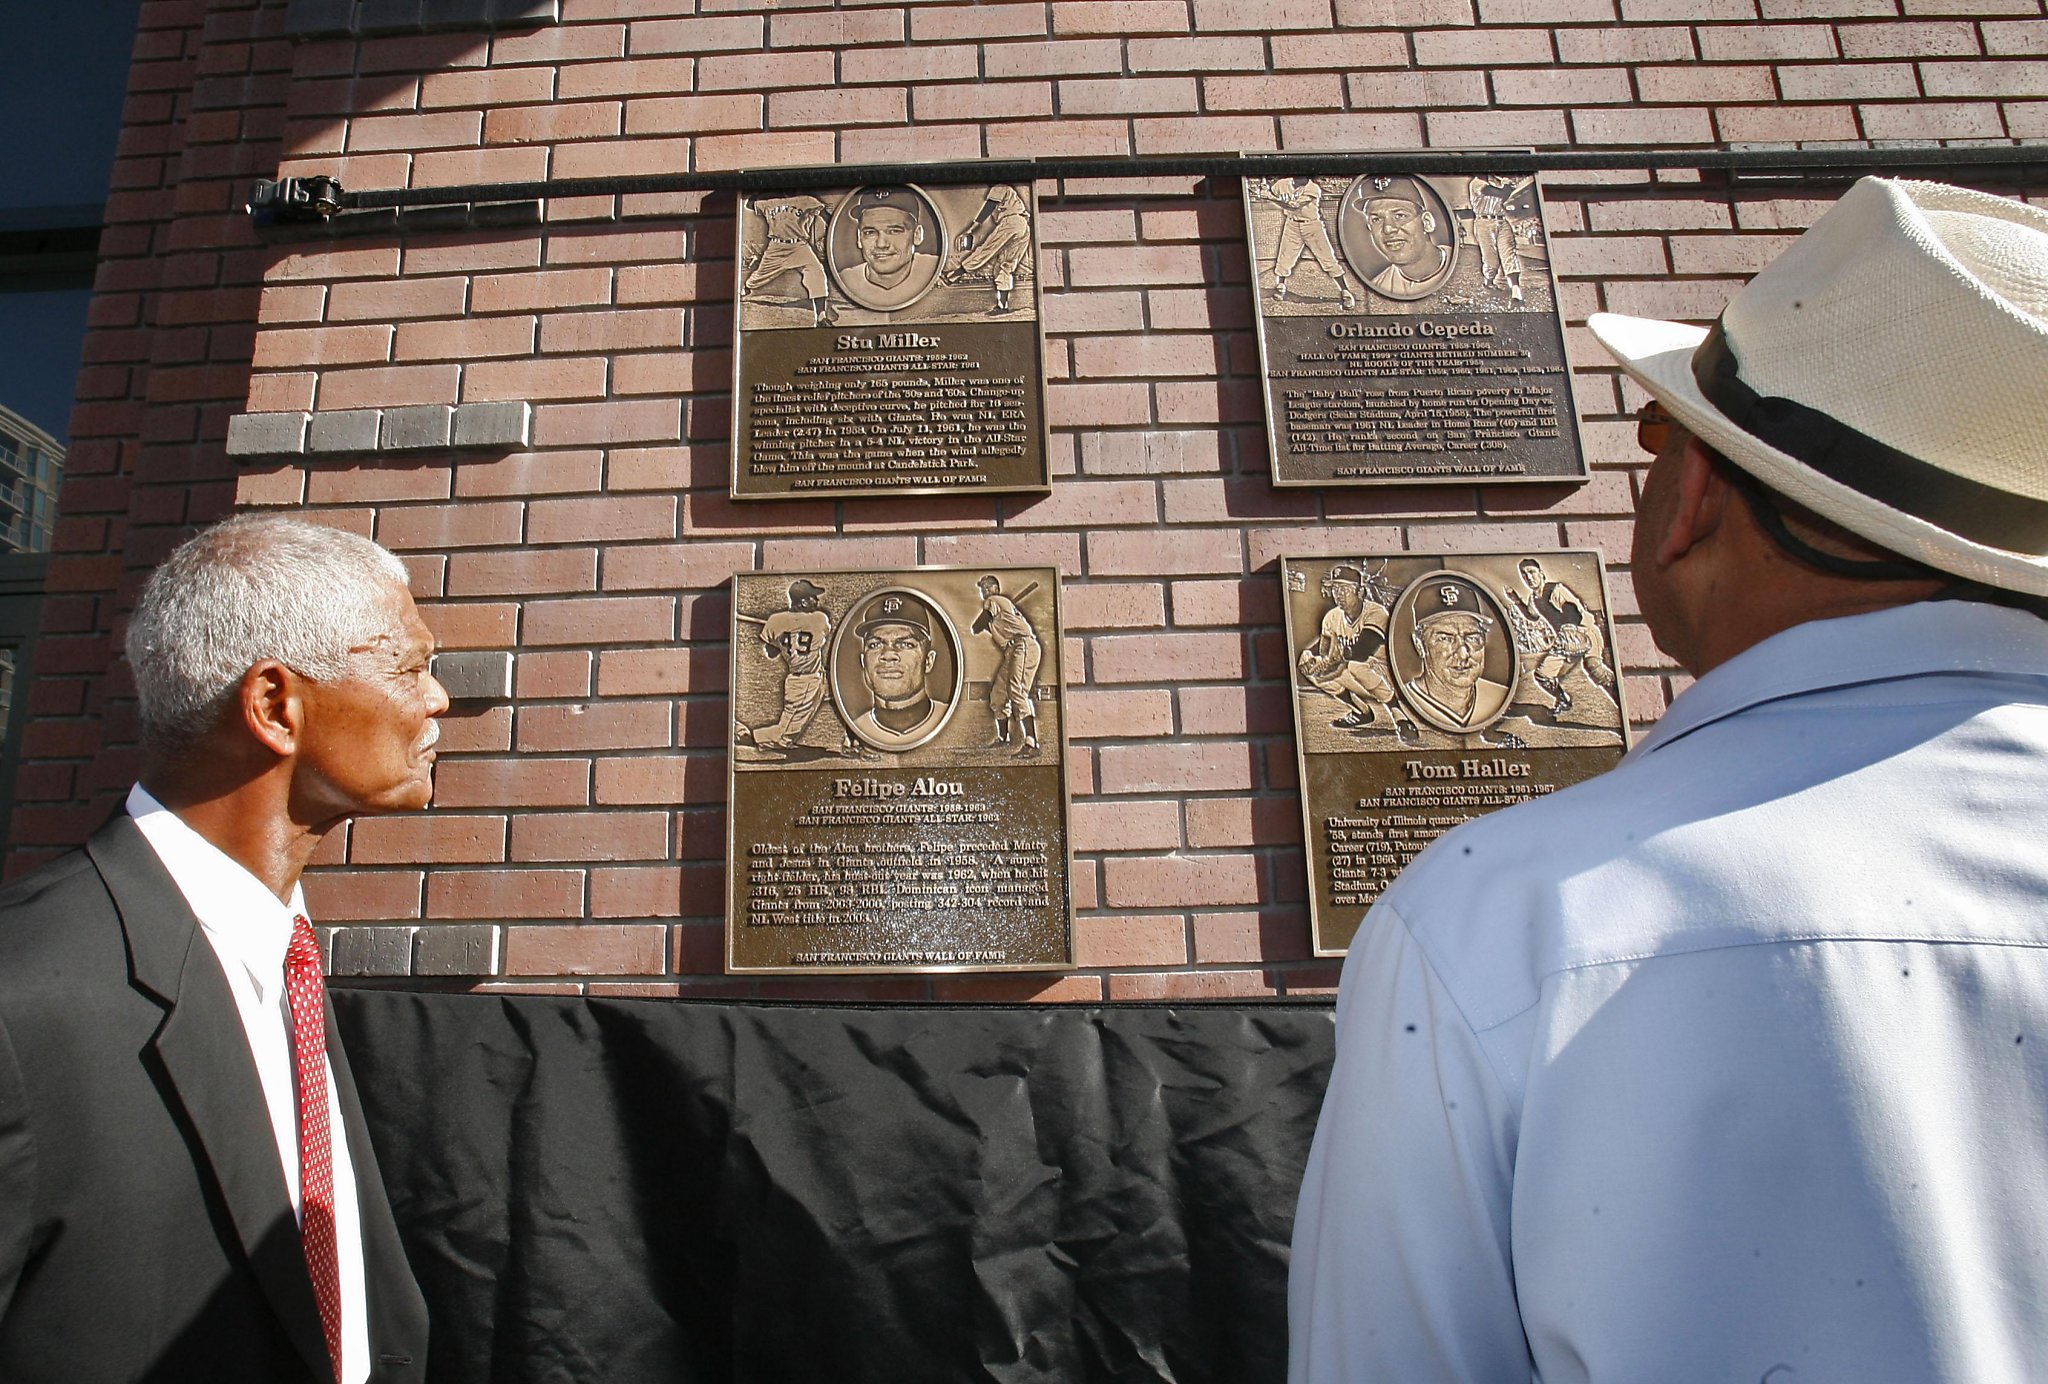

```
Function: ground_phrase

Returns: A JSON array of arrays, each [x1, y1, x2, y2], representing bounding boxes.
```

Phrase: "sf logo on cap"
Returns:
[[881, 596, 902, 616], [1440, 585, 1462, 606]]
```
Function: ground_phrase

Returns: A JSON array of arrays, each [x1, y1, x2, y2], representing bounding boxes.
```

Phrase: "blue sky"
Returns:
[[1, 0, 144, 442]]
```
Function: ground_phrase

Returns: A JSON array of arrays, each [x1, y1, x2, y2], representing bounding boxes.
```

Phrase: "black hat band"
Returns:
[[1690, 320, 2048, 554]]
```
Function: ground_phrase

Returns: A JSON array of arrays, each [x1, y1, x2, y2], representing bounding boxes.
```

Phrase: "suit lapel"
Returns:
[[88, 815, 337, 1384], [328, 1001, 429, 1380]]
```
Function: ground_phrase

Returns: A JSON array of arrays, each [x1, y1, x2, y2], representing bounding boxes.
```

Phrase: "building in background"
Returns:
[[0, 406, 64, 557], [0, 404, 63, 767]]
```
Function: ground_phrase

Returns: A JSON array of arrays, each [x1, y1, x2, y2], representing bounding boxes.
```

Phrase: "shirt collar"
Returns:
[[1628, 600, 2048, 761], [126, 783, 310, 1006]]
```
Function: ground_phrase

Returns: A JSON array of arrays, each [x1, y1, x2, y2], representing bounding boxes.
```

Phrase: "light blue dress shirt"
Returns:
[[1290, 600, 2048, 1383]]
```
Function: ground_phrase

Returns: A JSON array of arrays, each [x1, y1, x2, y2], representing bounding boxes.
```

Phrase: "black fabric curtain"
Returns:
[[331, 993, 1336, 1384]]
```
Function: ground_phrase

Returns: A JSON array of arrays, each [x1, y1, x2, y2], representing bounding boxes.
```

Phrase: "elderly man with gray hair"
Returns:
[[1292, 178, 2048, 1380], [0, 515, 440, 1383]]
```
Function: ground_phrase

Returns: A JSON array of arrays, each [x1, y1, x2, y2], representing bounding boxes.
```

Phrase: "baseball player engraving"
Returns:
[[1467, 174, 1537, 304], [1504, 556, 1618, 718], [1298, 562, 1419, 743], [1250, 176, 1359, 309], [941, 184, 1032, 315], [973, 575, 1043, 756], [736, 578, 858, 757], [743, 194, 836, 327]]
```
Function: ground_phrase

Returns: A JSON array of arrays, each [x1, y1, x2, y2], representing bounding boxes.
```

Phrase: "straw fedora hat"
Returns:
[[1589, 177, 2048, 596]]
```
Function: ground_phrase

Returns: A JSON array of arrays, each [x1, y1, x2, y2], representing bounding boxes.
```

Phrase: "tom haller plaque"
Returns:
[[726, 566, 1073, 974], [1245, 170, 1589, 488], [731, 177, 1050, 501], [1282, 551, 1629, 955]]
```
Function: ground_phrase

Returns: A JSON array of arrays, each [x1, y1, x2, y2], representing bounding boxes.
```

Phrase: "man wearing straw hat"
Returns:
[[1290, 178, 2048, 1381]]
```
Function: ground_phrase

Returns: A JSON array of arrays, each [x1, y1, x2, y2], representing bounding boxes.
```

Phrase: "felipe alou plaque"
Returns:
[[731, 178, 1050, 502], [1245, 171, 1588, 488], [726, 566, 1073, 973], [1282, 551, 1629, 955]]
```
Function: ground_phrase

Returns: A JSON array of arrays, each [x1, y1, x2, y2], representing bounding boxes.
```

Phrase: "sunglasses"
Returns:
[[1636, 400, 1677, 456]]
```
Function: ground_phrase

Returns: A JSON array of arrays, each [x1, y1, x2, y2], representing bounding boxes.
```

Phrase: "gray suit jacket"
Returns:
[[0, 814, 428, 1383]]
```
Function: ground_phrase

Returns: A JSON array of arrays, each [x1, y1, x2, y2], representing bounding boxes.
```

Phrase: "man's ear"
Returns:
[[1654, 439, 1734, 568], [239, 660, 301, 758]]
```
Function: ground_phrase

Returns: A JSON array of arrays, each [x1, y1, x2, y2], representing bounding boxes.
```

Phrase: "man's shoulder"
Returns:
[[1373, 754, 1664, 1021], [0, 842, 123, 992], [1382, 665, 2048, 1028], [1392, 765, 1628, 909], [0, 844, 108, 919], [0, 814, 171, 946]]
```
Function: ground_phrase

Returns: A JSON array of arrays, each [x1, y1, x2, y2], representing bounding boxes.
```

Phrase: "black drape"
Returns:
[[332, 993, 1336, 1384]]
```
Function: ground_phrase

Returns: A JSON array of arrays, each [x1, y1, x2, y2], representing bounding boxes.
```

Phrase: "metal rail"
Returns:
[[249, 144, 2048, 227]]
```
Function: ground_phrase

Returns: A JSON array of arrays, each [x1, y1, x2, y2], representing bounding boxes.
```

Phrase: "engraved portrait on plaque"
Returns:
[[832, 587, 963, 752], [829, 186, 946, 313], [727, 567, 1073, 974], [1337, 175, 1460, 302], [1245, 169, 1589, 488], [732, 176, 1050, 502], [1386, 573, 1518, 735], [1282, 551, 1628, 955]]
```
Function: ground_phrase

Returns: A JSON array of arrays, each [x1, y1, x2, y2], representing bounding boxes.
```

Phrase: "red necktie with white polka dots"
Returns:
[[286, 914, 343, 1381]]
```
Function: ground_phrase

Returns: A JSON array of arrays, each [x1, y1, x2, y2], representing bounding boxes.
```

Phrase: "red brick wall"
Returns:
[[21, 0, 2047, 999]]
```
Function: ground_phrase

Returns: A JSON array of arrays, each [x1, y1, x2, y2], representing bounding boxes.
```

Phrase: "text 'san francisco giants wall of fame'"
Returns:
[[731, 179, 1049, 501], [726, 567, 1072, 974], [1245, 171, 1588, 488], [1283, 552, 1629, 955]]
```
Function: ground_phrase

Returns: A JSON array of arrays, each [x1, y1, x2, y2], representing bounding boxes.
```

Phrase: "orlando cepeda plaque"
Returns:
[[726, 567, 1073, 973], [1282, 551, 1630, 955], [731, 178, 1050, 501], [1244, 170, 1589, 488]]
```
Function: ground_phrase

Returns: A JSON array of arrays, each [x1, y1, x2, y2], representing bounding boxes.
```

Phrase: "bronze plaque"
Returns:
[[1245, 171, 1588, 487], [730, 178, 1050, 501], [726, 567, 1073, 973], [1282, 551, 1630, 955]]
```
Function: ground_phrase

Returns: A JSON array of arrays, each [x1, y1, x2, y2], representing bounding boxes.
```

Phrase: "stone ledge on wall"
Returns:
[[226, 401, 530, 460], [326, 922, 501, 978]]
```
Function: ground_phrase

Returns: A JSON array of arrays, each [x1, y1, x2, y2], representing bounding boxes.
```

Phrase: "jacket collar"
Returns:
[[86, 812, 340, 1384]]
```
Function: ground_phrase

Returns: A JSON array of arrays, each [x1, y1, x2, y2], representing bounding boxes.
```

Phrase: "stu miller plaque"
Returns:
[[726, 566, 1073, 974], [731, 178, 1049, 502], [1245, 170, 1588, 488], [1282, 551, 1629, 955]]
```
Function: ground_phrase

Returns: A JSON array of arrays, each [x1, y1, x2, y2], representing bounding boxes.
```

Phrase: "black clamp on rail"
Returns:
[[245, 174, 540, 240], [246, 175, 344, 225]]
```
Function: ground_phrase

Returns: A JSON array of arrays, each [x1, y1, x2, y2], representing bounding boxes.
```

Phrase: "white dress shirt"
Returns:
[[128, 785, 370, 1384], [1290, 601, 2048, 1382]]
